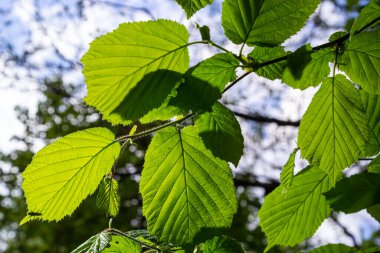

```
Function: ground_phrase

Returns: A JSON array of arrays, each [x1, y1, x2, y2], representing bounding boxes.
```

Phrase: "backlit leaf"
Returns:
[[140, 126, 237, 244], [303, 244, 352, 253], [81, 20, 189, 125], [71, 232, 111, 253], [282, 45, 334, 90], [175, 0, 214, 18], [360, 91, 380, 156], [102, 235, 142, 252], [298, 75, 369, 182], [96, 177, 120, 217], [259, 166, 332, 251], [222, 0, 320, 46], [351, 0, 380, 34], [324, 173, 380, 213], [22, 128, 120, 222], [201, 235, 245, 253], [280, 148, 298, 191], [248, 46, 288, 80], [195, 102, 244, 166], [340, 30, 380, 94]]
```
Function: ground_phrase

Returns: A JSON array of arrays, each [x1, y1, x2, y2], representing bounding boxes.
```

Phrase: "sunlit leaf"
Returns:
[[96, 177, 120, 217], [140, 126, 237, 244], [22, 128, 120, 222]]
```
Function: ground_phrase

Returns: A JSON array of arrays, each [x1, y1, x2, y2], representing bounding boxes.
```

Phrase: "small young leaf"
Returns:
[[360, 91, 380, 156], [175, 0, 214, 18], [324, 173, 380, 213], [303, 244, 352, 253], [71, 232, 111, 253], [195, 23, 211, 41], [351, 0, 380, 34], [222, 0, 320, 46], [96, 177, 120, 217], [81, 20, 190, 125], [280, 148, 298, 191], [140, 126, 237, 244], [298, 75, 369, 182], [282, 45, 334, 90], [201, 235, 245, 253], [102, 235, 142, 253], [248, 46, 288, 80], [195, 102, 244, 166], [259, 166, 333, 251], [22, 128, 120, 222], [339, 30, 380, 94]]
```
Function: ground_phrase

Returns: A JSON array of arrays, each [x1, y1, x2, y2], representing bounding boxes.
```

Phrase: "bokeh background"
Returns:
[[0, 0, 379, 252]]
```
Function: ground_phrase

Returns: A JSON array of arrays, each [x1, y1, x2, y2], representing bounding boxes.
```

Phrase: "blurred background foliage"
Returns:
[[0, 0, 379, 252]]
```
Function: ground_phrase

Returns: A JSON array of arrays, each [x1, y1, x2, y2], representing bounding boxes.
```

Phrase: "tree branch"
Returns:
[[232, 111, 300, 127]]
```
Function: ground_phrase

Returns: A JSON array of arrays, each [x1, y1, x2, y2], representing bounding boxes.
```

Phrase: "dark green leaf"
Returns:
[[140, 126, 237, 244], [195, 102, 244, 166], [222, 0, 320, 46], [259, 166, 332, 251], [339, 30, 380, 94], [170, 53, 240, 112], [368, 155, 380, 173], [201, 235, 245, 253], [351, 0, 380, 34], [324, 173, 380, 213], [367, 204, 380, 223], [298, 75, 369, 182], [248, 46, 288, 80], [329, 31, 348, 42], [175, 0, 214, 18], [196, 23, 211, 41], [282, 45, 334, 90]]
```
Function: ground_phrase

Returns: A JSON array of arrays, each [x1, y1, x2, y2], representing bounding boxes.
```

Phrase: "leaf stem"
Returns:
[[223, 72, 252, 94], [115, 113, 195, 142]]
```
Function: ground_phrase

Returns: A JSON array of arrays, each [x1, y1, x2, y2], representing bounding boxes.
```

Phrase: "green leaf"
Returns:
[[71, 232, 111, 253], [96, 177, 120, 217], [140, 126, 237, 244], [221, 0, 320, 46], [259, 166, 333, 251], [339, 30, 380, 94], [169, 53, 240, 112], [22, 128, 120, 222], [367, 204, 380, 222], [248, 46, 288, 80], [368, 155, 380, 173], [303, 244, 352, 253], [102, 235, 142, 252], [351, 0, 380, 34], [324, 173, 380, 213], [360, 91, 380, 156], [280, 148, 298, 191], [329, 31, 348, 42], [282, 45, 334, 90], [81, 20, 189, 125], [195, 102, 244, 166], [298, 75, 369, 182], [175, 0, 214, 18], [201, 236, 245, 253]]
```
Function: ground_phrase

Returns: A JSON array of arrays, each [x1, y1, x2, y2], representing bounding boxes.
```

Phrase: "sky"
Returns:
[[0, 0, 379, 250]]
